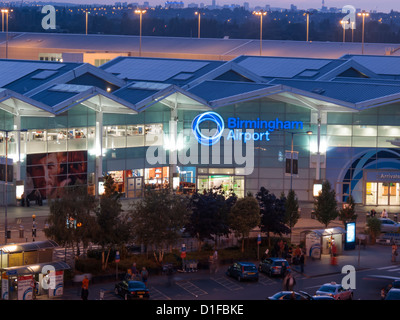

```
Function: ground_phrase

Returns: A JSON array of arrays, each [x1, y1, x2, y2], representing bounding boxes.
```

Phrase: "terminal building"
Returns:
[[1, 52, 400, 206]]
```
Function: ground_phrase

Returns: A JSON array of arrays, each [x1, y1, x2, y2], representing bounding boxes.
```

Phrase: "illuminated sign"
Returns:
[[192, 112, 304, 145]]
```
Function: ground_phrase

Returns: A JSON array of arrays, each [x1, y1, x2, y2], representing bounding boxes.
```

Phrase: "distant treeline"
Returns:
[[6, 6, 400, 43]]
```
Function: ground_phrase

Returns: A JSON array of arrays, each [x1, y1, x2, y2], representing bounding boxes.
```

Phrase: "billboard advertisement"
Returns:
[[26, 151, 87, 200]]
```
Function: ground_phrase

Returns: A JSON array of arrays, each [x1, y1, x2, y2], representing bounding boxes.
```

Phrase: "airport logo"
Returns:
[[192, 111, 225, 146]]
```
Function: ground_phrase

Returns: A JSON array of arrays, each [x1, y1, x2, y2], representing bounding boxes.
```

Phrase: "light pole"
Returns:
[[304, 11, 312, 42], [135, 9, 146, 57], [340, 20, 349, 43], [288, 130, 312, 191], [357, 10, 369, 55], [253, 10, 267, 56], [1, 9, 11, 59], [85, 10, 90, 35], [1, 128, 27, 244], [194, 11, 203, 39]]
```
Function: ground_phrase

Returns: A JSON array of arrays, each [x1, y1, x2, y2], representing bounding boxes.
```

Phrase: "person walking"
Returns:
[[283, 271, 296, 291], [381, 209, 388, 218], [131, 262, 139, 280], [81, 275, 89, 300], [141, 267, 149, 286], [392, 243, 398, 263], [299, 252, 305, 274]]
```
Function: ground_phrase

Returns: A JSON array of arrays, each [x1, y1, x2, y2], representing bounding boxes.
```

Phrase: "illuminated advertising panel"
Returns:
[[26, 151, 87, 200]]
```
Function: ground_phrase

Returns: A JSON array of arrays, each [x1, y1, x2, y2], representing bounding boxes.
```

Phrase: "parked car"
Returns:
[[315, 282, 353, 300], [114, 280, 150, 300], [378, 218, 400, 233], [259, 257, 290, 277], [385, 288, 400, 300], [267, 291, 335, 300], [226, 262, 259, 282]]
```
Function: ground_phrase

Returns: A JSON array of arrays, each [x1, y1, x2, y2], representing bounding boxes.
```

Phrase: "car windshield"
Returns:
[[244, 266, 257, 271], [273, 261, 287, 266], [318, 285, 336, 293], [128, 282, 146, 290]]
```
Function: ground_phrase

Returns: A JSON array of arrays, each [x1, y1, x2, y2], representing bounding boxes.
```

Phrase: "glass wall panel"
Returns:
[[365, 182, 377, 205], [352, 136, 376, 148], [378, 126, 400, 137], [327, 125, 352, 136], [352, 125, 377, 136]]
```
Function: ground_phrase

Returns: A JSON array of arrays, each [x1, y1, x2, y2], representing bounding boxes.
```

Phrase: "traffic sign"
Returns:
[[115, 251, 120, 263]]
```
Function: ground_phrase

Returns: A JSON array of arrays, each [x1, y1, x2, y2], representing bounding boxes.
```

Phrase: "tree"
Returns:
[[284, 189, 300, 241], [366, 217, 381, 244], [314, 180, 338, 228], [94, 174, 132, 270], [256, 187, 290, 247], [45, 185, 97, 262], [338, 195, 358, 226], [186, 187, 237, 251], [130, 187, 190, 265], [229, 195, 260, 253]]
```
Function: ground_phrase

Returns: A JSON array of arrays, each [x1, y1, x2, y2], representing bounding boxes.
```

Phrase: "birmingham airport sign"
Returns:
[[146, 111, 304, 175], [192, 111, 304, 146]]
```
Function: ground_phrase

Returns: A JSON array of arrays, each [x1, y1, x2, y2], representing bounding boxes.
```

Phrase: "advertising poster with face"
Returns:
[[26, 151, 87, 200]]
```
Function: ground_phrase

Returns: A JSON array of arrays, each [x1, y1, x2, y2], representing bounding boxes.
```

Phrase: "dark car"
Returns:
[[226, 262, 259, 282], [114, 280, 150, 300], [259, 257, 290, 277], [267, 291, 335, 300], [386, 288, 400, 300]]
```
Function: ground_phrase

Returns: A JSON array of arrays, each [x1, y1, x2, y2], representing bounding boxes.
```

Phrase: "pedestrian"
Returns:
[[392, 243, 398, 263], [141, 267, 149, 286], [381, 288, 386, 300], [81, 275, 89, 300], [371, 209, 376, 217], [131, 262, 138, 280], [381, 209, 388, 218], [299, 252, 305, 274], [287, 272, 296, 291], [280, 261, 287, 277], [213, 250, 218, 273]]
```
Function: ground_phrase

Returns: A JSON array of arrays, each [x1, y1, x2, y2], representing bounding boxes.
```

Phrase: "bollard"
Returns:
[[19, 225, 24, 239]]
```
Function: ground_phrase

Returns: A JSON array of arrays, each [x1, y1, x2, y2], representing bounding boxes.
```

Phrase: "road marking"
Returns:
[[258, 274, 275, 286], [377, 266, 399, 270], [175, 280, 208, 297], [149, 287, 171, 300], [212, 276, 243, 291], [387, 268, 400, 272]]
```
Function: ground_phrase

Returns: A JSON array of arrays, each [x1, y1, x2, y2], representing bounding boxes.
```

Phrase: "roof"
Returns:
[[2, 261, 71, 276], [0, 240, 59, 253], [310, 227, 347, 237], [5, 32, 400, 61]]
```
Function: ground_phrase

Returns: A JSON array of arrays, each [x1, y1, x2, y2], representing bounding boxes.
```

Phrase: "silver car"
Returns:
[[379, 218, 400, 233], [315, 282, 353, 300]]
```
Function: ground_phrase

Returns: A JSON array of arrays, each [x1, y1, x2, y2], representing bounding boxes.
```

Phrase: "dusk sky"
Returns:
[[44, 0, 400, 12]]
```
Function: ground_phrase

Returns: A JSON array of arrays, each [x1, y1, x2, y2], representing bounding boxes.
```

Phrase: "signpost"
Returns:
[[257, 234, 261, 261], [115, 250, 120, 280], [181, 244, 186, 272]]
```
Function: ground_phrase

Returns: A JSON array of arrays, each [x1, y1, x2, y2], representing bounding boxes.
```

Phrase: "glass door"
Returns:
[[377, 182, 389, 206], [365, 182, 377, 205]]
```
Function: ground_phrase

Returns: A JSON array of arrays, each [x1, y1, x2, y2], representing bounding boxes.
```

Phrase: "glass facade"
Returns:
[[1, 89, 400, 205]]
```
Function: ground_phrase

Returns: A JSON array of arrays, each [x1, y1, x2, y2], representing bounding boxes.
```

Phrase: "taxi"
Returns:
[[315, 282, 353, 300]]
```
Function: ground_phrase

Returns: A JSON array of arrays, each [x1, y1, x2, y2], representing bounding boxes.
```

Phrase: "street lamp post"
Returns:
[[135, 9, 146, 57], [357, 10, 369, 55], [304, 11, 312, 42], [195, 11, 203, 39], [85, 10, 90, 35], [1, 9, 11, 59], [340, 20, 349, 43], [288, 130, 312, 191], [253, 10, 267, 56]]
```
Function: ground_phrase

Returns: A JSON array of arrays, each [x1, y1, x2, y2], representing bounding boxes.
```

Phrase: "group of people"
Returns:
[[369, 208, 388, 218], [127, 262, 149, 286]]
